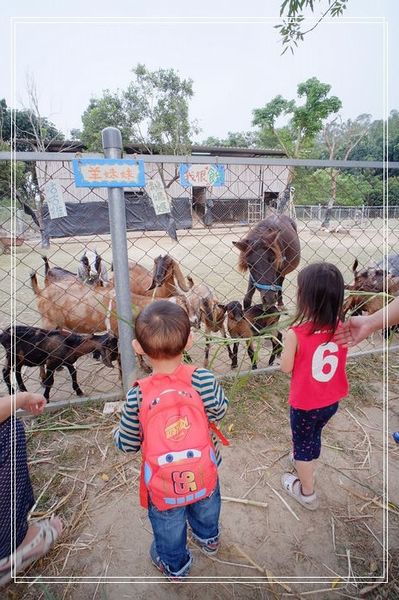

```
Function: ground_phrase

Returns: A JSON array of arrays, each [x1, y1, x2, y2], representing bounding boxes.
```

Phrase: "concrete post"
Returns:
[[102, 127, 136, 393]]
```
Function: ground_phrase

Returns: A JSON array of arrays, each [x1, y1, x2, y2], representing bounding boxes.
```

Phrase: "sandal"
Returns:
[[0, 517, 62, 587], [281, 473, 319, 511]]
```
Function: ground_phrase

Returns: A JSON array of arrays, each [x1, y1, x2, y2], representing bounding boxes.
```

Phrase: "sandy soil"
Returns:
[[4, 353, 398, 600]]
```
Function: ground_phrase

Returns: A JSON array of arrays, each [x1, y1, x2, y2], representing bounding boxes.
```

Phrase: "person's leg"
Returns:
[[148, 502, 192, 579], [1, 418, 62, 585], [0, 417, 34, 562], [311, 402, 339, 462], [282, 408, 318, 509], [187, 480, 221, 554], [294, 460, 315, 495]]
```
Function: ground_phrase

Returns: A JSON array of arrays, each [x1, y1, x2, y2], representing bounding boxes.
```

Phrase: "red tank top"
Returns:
[[289, 322, 348, 410]]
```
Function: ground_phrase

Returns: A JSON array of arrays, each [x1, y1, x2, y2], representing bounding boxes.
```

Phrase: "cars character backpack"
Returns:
[[136, 364, 219, 511]]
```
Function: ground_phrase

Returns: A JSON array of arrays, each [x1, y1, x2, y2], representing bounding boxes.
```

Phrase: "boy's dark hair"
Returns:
[[293, 262, 345, 334], [135, 300, 191, 359]]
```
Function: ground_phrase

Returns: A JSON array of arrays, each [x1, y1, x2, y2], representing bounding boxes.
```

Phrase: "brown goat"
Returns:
[[183, 280, 232, 367], [344, 259, 399, 317], [30, 273, 192, 373], [31, 273, 191, 334], [42, 256, 79, 286], [147, 255, 192, 296], [109, 255, 191, 298], [218, 301, 282, 370]]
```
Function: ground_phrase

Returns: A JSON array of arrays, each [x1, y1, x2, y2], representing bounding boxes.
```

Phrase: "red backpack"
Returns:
[[137, 364, 220, 511]]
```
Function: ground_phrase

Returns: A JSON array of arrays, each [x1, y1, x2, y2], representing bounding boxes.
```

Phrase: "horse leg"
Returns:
[[243, 280, 256, 310], [276, 275, 285, 309]]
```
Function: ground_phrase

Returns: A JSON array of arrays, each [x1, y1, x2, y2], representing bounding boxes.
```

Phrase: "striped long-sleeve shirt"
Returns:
[[113, 367, 229, 465]]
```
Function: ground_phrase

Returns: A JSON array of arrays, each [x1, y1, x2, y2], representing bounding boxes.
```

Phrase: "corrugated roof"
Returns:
[[19, 139, 286, 158]]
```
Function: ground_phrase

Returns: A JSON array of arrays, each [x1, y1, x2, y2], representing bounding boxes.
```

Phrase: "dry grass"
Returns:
[[3, 351, 397, 599]]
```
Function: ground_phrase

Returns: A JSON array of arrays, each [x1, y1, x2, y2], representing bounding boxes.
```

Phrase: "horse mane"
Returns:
[[238, 252, 248, 273]]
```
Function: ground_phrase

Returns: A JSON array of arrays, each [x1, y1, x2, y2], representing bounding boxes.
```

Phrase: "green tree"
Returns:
[[0, 99, 64, 151], [253, 78, 342, 160], [81, 64, 198, 156], [349, 110, 399, 164], [253, 77, 342, 210], [80, 91, 131, 151], [80, 64, 199, 195], [293, 168, 371, 206], [202, 131, 260, 148], [320, 114, 371, 212], [277, 0, 349, 54]]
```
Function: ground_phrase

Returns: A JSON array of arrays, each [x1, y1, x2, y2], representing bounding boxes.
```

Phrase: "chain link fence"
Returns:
[[0, 151, 398, 405]]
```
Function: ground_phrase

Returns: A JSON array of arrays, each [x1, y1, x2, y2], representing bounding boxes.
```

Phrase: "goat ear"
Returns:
[[172, 261, 191, 293], [146, 280, 156, 291], [233, 240, 248, 252]]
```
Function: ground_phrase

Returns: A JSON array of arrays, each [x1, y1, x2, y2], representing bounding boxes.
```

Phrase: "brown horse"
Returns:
[[233, 214, 301, 309]]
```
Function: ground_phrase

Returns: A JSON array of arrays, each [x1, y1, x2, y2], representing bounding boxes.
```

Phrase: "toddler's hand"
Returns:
[[17, 392, 46, 415]]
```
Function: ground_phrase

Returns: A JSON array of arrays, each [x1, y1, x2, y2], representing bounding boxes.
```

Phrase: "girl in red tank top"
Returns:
[[279, 262, 348, 510]]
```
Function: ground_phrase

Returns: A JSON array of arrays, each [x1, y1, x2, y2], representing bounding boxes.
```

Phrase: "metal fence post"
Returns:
[[102, 127, 136, 393]]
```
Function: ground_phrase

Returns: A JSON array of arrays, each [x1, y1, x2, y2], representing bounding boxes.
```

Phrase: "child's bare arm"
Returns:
[[280, 329, 297, 374], [0, 392, 46, 423]]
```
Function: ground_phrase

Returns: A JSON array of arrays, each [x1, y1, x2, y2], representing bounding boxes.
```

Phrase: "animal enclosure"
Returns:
[[0, 152, 398, 404]]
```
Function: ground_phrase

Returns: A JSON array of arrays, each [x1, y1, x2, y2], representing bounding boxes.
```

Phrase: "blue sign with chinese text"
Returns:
[[180, 164, 225, 187], [72, 159, 145, 188]]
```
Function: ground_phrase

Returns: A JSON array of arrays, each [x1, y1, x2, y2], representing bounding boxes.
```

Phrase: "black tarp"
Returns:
[[43, 194, 192, 238]]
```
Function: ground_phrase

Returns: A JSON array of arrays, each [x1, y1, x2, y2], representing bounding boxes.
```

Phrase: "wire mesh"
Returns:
[[1, 153, 397, 404]]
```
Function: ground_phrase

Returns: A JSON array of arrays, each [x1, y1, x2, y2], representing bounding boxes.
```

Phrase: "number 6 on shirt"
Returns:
[[311, 342, 339, 382]]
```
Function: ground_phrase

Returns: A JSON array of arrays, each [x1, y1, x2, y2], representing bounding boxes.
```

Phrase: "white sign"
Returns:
[[44, 179, 67, 219], [146, 179, 171, 215]]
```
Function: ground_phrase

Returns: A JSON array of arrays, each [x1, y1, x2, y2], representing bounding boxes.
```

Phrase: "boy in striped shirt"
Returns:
[[113, 300, 228, 580]]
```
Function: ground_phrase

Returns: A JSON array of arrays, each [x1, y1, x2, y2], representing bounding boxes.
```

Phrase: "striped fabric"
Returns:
[[113, 368, 229, 465]]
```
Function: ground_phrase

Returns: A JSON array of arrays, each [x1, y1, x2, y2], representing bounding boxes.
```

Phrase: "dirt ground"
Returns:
[[3, 352, 399, 600]]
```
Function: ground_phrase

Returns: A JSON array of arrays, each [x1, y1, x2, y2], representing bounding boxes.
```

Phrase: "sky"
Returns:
[[0, 0, 398, 142]]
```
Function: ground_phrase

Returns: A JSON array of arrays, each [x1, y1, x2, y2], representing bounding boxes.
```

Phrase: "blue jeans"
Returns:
[[148, 480, 221, 577]]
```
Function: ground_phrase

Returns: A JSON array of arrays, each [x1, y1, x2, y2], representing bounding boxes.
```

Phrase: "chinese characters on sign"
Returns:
[[180, 164, 225, 187], [72, 159, 145, 188], [44, 179, 67, 219], [146, 179, 171, 215]]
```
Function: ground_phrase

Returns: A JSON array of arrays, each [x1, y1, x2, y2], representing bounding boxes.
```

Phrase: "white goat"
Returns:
[[77, 249, 109, 286]]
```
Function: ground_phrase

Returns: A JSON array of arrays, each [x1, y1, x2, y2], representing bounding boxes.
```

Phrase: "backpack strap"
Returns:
[[209, 421, 230, 446], [134, 364, 197, 394]]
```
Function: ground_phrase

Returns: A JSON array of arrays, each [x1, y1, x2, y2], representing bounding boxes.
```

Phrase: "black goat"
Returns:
[[0, 326, 118, 402], [218, 301, 282, 370]]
